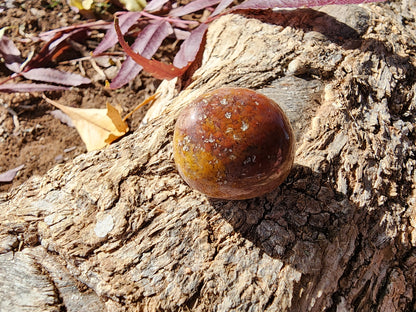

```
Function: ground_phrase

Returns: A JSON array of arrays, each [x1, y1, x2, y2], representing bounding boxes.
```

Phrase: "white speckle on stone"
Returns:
[[94, 214, 114, 238], [243, 157, 252, 165], [220, 98, 228, 105], [204, 134, 215, 143], [284, 129, 289, 140], [225, 112, 231, 119], [241, 121, 249, 131], [198, 114, 208, 121], [182, 136, 191, 151]]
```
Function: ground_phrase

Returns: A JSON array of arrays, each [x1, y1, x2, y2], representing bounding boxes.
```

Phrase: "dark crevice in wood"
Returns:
[[32, 258, 67, 311], [352, 279, 371, 311], [184, 280, 203, 310]]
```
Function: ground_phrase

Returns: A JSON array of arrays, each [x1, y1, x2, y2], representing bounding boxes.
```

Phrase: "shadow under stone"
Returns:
[[209, 163, 391, 277]]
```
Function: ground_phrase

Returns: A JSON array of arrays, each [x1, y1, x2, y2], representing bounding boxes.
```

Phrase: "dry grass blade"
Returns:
[[122, 93, 159, 122]]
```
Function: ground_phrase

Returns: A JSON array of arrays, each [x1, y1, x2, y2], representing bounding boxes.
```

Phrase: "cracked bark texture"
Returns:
[[1, 1, 416, 311]]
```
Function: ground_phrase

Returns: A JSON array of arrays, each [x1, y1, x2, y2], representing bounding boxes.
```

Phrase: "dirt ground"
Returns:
[[0, 0, 170, 193]]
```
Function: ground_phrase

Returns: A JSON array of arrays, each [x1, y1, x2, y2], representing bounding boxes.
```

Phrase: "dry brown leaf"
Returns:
[[43, 95, 129, 151]]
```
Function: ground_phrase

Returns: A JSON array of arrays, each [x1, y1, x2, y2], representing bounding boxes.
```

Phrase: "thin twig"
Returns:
[[123, 93, 159, 122], [118, 11, 199, 27], [7, 107, 20, 134]]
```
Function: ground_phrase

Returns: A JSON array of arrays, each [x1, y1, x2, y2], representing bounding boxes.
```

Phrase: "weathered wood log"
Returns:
[[1, 1, 416, 311]]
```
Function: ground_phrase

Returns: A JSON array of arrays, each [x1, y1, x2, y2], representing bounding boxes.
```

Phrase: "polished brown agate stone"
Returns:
[[173, 87, 295, 200]]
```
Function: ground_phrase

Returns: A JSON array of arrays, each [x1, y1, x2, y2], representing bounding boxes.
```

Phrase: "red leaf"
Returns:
[[170, 0, 221, 17], [212, 0, 235, 16], [39, 20, 111, 42], [174, 28, 191, 40], [24, 29, 87, 70], [111, 21, 173, 88], [0, 165, 24, 183], [114, 17, 189, 80], [141, 22, 173, 56], [22, 68, 91, 86], [94, 12, 142, 55], [0, 83, 68, 93], [0, 35, 23, 73], [173, 23, 208, 68], [234, 0, 385, 10], [144, 0, 170, 12]]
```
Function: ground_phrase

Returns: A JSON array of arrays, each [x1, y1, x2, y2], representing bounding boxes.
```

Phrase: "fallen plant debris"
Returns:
[[122, 92, 159, 121], [43, 93, 158, 151], [68, 0, 147, 13], [98, 0, 386, 85], [0, 0, 386, 93], [43, 95, 129, 151], [113, 15, 193, 80], [50, 109, 76, 128], [0, 165, 24, 183], [0, 26, 96, 92]]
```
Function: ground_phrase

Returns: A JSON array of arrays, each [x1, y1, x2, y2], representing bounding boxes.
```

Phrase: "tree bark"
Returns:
[[1, 1, 416, 311]]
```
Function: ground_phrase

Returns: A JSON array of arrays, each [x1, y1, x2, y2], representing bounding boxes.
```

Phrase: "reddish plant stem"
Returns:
[[137, 11, 199, 27]]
